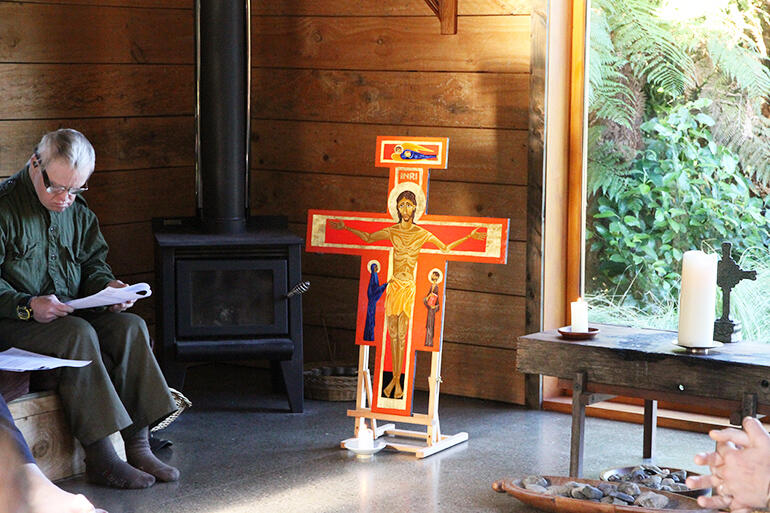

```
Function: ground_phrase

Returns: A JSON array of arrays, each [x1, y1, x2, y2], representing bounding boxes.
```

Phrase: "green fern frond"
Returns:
[[602, 0, 696, 95], [707, 38, 770, 97]]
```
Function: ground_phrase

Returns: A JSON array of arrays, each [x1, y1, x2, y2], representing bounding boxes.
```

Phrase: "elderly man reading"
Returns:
[[0, 129, 179, 489]]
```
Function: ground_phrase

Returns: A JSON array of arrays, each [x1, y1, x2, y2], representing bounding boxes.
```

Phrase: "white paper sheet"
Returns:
[[65, 282, 152, 309], [0, 348, 91, 372]]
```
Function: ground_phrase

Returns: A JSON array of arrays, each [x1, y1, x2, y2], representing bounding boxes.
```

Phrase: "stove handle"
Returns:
[[286, 281, 310, 298]]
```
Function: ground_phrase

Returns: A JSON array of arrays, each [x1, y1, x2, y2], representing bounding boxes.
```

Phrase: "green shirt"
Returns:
[[0, 166, 115, 319]]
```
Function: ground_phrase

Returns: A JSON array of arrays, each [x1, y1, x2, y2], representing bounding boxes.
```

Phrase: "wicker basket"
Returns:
[[304, 365, 357, 401]]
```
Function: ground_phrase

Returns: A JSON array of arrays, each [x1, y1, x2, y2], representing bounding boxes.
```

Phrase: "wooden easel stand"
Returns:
[[340, 345, 467, 459]]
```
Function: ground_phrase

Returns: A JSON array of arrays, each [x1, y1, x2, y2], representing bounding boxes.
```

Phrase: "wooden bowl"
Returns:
[[600, 467, 710, 498], [492, 475, 715, 513], [558, 326, 601, 340]]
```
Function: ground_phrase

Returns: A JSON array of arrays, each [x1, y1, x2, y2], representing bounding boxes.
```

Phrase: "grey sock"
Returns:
[[124, 427, 180, 482], [84, 437, 155, 489]]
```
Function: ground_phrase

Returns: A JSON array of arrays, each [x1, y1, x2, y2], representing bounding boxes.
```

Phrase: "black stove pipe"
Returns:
[[195, 0, 250, 234]]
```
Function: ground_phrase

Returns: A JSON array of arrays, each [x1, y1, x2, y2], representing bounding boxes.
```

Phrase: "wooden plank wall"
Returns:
[[0, 0, 530, 405], [249, 0, 531, 405], [0, 0, 195, 335]]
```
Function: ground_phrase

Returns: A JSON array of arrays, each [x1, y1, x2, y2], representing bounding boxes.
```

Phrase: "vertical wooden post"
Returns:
[[742, 392, 758, 418], [426, 351, 443, 445], [565, 0, 588, 313], [439, 0, 458, 35], [643, 399, 657, 459], [355, 345, 370, 435], [570, 372, 588, 477]]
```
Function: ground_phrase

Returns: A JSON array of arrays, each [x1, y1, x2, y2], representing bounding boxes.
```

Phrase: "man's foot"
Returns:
[[394, 384, 404, 399], [382, 380, 394, 398], [84, 437, 155, 489], [85, 458, 155, 489], [124, 427, 180, 482]]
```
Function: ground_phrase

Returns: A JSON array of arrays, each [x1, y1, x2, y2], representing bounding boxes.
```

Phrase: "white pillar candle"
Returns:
[[678, 250, 718, 347], [570, 297, 589, 333], [357, 420, 374, 450]]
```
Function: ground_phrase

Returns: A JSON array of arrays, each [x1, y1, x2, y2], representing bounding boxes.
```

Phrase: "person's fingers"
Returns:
[[711, 427, 751, 447], [742, 416, 770, 446], [686, 475, 712, 490], [716, 440, 739, 461], [697, 493, 732, 510], [693, 450, 722, 467], [708, 473, 726, 488]]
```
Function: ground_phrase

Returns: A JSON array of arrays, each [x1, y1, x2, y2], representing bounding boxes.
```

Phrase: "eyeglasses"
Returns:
[[34, 151, 89, 195]]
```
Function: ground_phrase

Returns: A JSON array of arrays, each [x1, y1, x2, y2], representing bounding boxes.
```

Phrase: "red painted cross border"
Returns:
[[307, 136, 509, 417]]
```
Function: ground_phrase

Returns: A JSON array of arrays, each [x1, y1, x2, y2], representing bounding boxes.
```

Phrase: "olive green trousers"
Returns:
[[0, 311, 176, 446]]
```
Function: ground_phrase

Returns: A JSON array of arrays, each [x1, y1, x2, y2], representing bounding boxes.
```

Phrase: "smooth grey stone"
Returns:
[[660, 485, 673, 492], [671, 470, 687, 482], [600, 496, 614, 503], [579, 485, 604, 500], [523, 475, 549, 488], [612, 498, 630, 505], [546, 485, 571, 497], [661, 478, 675, 488], [610, 491, 635, 503], [642, 475, 662, 488], [564, 481, 581, 488], [672, 483, 690, 491], [630, 469, 648, 481], [635, 491, 670, 509], [597, 483, 618, 495], [642, 464, 666, 475], [570, 487, 586, 499], [524, 483, 548, 493], [618, 482, 641, 496]]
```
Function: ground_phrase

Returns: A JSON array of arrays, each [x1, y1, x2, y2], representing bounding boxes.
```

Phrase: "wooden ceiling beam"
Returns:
[[423, 0, 458, 35]]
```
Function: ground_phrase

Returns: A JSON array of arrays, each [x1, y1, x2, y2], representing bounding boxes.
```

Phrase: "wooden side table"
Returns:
[[517, 325, 770, 477]]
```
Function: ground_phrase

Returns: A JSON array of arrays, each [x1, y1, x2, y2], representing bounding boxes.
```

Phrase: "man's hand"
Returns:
[[106, 280, 136, 313], [29, 295, 73, 323], [469, 227, 486, 241], [329, 219, 345, 230], [687, 417, 770, 513]]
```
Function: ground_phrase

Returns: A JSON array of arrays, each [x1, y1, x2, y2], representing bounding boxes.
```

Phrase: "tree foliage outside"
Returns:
[[587, 99, 770, 305], [585, 0, 770, 336]]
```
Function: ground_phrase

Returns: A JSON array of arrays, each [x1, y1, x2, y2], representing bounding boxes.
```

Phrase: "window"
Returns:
[[572, 0, 770, 340]]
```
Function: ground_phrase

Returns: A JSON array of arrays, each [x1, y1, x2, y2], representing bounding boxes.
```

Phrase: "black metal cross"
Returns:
[[714, 241, 756, 343]]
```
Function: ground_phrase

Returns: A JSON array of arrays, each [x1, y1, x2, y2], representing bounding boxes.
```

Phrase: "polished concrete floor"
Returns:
[[59, 363, 716, 513]]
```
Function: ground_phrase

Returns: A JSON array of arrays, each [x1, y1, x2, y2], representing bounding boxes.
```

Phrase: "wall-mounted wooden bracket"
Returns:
[[424, 0, 458, 35]]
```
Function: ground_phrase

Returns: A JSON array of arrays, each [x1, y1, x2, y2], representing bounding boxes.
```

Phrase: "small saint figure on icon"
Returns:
[[423, 269, 442, 347], [364, 260, 388, 341]]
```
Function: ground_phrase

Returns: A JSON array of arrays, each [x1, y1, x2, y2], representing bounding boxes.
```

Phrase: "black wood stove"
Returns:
[[153, 0, 304, 412]]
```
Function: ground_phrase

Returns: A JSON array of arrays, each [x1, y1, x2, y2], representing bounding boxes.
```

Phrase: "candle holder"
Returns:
[[343, 438, 386, 458], [714, 242, 756, 343], [673, 341, 723, 355]]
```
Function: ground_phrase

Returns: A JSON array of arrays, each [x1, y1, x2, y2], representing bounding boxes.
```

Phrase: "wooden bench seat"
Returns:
[[2, 371, 124, 481]]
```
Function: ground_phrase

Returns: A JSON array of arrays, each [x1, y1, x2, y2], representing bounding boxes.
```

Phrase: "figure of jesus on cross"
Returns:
[[329, 193, 485, 399], [307, 136, 508, 418]]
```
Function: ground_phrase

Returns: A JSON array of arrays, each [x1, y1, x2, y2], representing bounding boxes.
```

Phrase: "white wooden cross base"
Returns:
[[340, 345, 468, 459]]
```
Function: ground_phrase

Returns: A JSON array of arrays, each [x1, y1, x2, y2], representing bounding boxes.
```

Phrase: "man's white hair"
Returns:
[[36, 128, 95, 176]]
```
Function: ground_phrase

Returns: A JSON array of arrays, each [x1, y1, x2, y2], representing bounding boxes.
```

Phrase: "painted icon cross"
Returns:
[[306, 136, 509, 416]]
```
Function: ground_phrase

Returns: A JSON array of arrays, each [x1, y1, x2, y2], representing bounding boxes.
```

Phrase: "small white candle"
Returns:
[[678, 250, 718, 347], [357, 422, 374, 450], [571, 297, 589, 333]]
